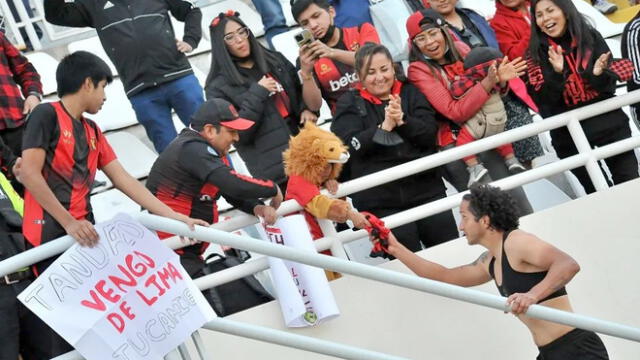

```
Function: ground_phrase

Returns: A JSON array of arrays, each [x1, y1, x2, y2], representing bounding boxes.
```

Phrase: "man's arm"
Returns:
[[505, 231, 580, 314], [21, 148, 99, 245], [101, 160, 208, 229], [387, 233, 492, 287], [166, 0, 202, 50], [0, 34, 42, 103], [44, 0, 93, 28]]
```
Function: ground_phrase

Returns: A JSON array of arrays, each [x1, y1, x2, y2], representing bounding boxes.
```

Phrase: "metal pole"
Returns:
[[137, 213, 640, 343], [566, 118, 610, 191], [202, 317, 409, 360]]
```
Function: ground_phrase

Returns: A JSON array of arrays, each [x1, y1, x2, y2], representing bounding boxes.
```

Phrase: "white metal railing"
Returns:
[[2, 90, 640, 359]]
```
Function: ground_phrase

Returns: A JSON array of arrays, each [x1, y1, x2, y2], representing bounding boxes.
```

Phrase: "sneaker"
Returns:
[[505, 157, 526, 174], [593, 0, 618, 14], [467, 163, 492, 187]]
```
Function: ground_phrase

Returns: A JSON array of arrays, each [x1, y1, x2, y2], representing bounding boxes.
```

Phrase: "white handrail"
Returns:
[[136, 213, 640, 343], [2, 89, 640, 359], [53, 316, 410, 360]]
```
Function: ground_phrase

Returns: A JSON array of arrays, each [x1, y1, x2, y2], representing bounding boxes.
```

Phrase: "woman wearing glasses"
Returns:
[[204, 11, 316, 188], [406, 9, 533, 214], [425, 0, 544, 170]]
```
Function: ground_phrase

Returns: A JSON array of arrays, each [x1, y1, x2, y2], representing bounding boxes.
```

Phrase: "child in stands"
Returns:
[[449, 46, 526, 185], [19, 51, 207, 358]]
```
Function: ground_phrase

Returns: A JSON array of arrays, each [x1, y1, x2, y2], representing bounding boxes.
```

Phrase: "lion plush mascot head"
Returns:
[[283, 122, 349, 186]]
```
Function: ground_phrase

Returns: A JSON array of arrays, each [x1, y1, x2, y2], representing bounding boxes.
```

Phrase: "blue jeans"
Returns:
[[130, 74, 204, 153], [251, 0, 288, 48], [330, 0, 373, 28]]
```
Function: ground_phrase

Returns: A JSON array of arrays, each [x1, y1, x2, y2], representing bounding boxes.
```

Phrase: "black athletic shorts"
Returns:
[[537, 328, 609, 359]]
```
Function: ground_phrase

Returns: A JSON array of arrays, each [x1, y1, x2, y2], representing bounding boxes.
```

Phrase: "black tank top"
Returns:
[[489, 230, 568, 303]]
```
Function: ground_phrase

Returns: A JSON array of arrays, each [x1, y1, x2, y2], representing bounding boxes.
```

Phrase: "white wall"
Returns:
[[195, 179, 640, 359]]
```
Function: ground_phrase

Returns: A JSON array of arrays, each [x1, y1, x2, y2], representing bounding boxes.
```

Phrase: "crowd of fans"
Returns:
[[1, 0, 640, 358]]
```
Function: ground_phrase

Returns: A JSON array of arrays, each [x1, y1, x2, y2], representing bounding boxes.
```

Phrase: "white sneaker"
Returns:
[[593, 0, 618, 14]]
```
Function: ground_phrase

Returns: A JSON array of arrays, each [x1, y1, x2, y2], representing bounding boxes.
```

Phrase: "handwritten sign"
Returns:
[[256, 215, 339, 327], [18, 213, 216, 360]]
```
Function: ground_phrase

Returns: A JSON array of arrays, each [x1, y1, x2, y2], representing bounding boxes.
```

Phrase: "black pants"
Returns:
[[0, 278, 72, 360], [367, 193, 459, 252], [442, 148, 534, 216], [537, 328, 608, 359], [551, 119, 639, 194]]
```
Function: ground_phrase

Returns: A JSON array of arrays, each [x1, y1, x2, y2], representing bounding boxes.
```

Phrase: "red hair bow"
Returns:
[[210, 10, 240, 27]]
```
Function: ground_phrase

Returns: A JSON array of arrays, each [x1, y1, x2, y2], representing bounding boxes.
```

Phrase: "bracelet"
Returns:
[[299, 70, 313, 81], [28, 91, 42, 101]]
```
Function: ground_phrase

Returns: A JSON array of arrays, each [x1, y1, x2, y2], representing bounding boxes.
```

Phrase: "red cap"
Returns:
[[190, 98, 254, 131], [406, 9, 446, 40]]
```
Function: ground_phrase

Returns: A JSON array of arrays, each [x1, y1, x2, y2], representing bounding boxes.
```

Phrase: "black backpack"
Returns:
[[202, 253, 275, 317]]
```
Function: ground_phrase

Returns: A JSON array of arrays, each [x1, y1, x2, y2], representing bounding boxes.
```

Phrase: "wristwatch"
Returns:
[[28, 91, 43, 101]]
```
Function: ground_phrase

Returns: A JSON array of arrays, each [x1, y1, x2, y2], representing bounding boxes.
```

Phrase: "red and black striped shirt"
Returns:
[[22, 102, 117, 248], [146, 129, 278, 256], [0, 32, 42, 130]]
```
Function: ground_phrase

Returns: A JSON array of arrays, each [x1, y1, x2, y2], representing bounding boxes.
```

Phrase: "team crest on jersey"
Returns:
[[90, 137, 97, 150], [349, 41, 360, 51], [319, 63, 333, 75]]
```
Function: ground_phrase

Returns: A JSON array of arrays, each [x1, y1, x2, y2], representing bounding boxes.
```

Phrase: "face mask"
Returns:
[[320, 24, 336, 44]]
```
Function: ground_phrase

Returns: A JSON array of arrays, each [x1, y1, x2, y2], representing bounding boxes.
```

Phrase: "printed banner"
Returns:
[[256, 215, 339, 327], [18, 213, 216, 360]]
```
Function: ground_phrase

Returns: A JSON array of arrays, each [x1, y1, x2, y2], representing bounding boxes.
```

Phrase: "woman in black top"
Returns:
[[331, 43, 458, 252], [204, 11, 316, 187], [526, 0, 639, 193]]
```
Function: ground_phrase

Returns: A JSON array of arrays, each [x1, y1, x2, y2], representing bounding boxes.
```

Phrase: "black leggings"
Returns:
[[537, 328, 608, 359]]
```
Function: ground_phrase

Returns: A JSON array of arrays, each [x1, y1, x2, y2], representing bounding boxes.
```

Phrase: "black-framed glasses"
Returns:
[[223, 27, 250, 43]]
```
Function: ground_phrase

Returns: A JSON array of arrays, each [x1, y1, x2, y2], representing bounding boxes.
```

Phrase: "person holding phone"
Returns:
[[204, 11, 315, 190], [291, 0, 380, 116]]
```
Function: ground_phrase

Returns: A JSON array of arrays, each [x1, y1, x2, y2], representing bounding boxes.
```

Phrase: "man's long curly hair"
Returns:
[[462, 184, 520, 232]]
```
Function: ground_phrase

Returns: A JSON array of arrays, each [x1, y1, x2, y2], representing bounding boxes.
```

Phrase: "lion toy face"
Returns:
[[283, 122, 349, 186]]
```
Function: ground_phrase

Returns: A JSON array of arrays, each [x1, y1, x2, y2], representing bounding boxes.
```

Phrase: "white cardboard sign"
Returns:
[[18, 213, 216, 360], [257, 215, 339, 327]]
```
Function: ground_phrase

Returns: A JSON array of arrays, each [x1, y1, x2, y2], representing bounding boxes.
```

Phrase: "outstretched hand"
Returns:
[[593, 52, 611, 76]]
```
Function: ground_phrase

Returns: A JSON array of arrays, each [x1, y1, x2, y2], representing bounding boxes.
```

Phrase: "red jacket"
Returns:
[[408, 41, 537, 146], [490, 1, 532, 62]]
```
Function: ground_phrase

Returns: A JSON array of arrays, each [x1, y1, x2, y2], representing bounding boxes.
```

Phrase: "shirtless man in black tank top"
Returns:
[[383, 184, 608, 359]]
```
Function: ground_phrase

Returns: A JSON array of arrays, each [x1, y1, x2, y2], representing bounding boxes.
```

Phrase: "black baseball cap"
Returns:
[[190, 98, 254, 131]]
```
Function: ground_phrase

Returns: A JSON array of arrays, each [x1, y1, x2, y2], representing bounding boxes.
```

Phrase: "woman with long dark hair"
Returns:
[[405, 9, 533, 215], [526, 0, 638, 193], [205, 11, 316, 187], [330, 42, 458, 252]]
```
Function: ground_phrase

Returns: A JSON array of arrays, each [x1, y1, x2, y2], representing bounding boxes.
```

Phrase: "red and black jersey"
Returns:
[[301, 23, 380, 114], [0, 32, 42, 130], [22, 102, 117, 248], [146, 129, 278, 256]]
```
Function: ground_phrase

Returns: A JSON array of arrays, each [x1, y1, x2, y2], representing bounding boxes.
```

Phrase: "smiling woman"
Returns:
[[330, 43, 459, 253], [525, 0, 639, 193]]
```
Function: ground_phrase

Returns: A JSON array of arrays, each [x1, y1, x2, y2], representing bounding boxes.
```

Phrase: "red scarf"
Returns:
[[358, 80, 403, 104]]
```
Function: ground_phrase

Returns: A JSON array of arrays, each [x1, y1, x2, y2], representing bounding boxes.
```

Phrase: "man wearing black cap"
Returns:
[[146, 98, 283, 276]]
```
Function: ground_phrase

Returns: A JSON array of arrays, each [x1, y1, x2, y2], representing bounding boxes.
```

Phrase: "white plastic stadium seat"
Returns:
[[280, 0, 297, 27], [200, 0, 266, 42], [26, 52, 59, 95], [572, 0, 625, 38], [68, 36, 118, 76], [271, 27, 300, 64], [91, 188, 140, 223], [90, 79, 138, 132], [171, 17, 212, 55]]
